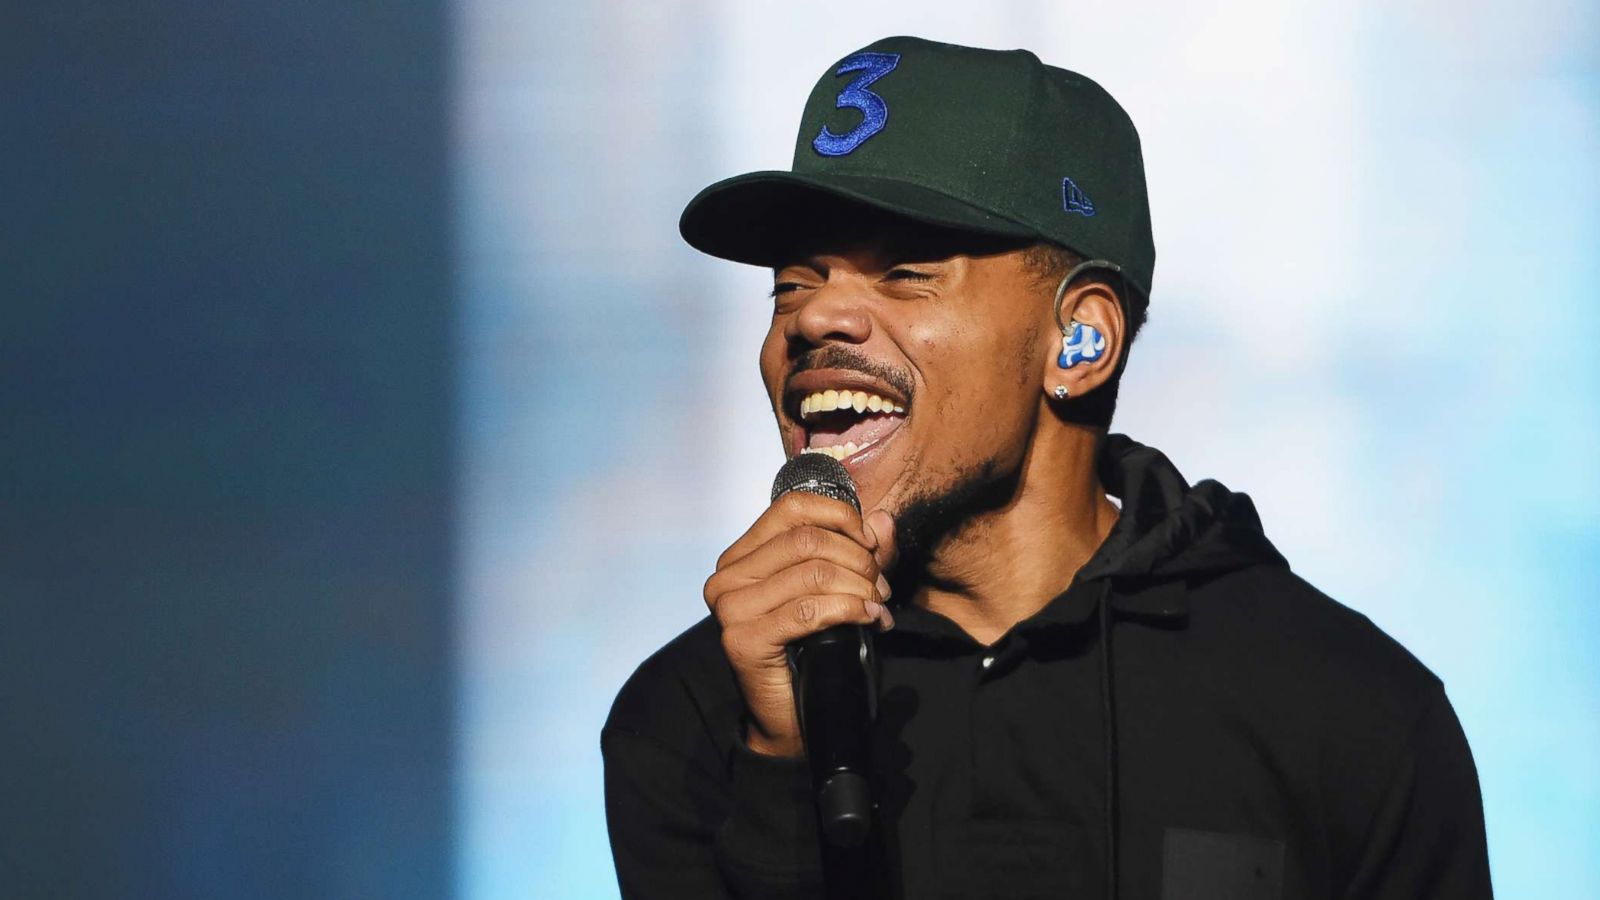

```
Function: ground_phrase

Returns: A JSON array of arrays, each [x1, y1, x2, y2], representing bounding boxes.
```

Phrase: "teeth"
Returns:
[[796, 389, 908, 420], [801, 439, 877, 461]]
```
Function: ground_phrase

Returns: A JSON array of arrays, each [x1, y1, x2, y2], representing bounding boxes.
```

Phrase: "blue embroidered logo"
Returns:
[[813, 52, 901, 157], [1062, 177, 1096, 216], [1058, 322, 1106, 369]]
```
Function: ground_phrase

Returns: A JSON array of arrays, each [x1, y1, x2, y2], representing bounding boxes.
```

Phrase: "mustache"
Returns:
[[786, 345, 916, 403]]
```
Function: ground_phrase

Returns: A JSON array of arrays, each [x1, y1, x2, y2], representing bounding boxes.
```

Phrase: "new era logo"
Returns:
[[1062, 177, 1096, 216]]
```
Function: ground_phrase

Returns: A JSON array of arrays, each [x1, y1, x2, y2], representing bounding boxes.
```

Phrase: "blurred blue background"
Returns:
[[6, 2, 454, 898], [5, 1, 1595, 898]]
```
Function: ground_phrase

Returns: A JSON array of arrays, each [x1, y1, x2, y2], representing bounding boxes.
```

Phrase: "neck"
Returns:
[[907, 424, 1120, 646]]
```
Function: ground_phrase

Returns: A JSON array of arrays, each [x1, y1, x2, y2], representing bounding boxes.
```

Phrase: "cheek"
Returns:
[[905, 322, 1033, 449], [910, 311, 1026, 390], [757, 328, 787, 395]]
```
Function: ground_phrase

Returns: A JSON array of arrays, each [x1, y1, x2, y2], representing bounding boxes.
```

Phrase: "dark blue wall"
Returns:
[[2, 3, 454, 897]]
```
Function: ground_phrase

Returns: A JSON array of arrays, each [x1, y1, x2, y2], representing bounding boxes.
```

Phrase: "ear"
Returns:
[[1040, 277, 1126, 402]]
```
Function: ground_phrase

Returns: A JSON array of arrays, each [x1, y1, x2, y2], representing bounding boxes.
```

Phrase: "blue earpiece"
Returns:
[[1058, 321, 1106, 369], [1051, 260, 1120, 371]]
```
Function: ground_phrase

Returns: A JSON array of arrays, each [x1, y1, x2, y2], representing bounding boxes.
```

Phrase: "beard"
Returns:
[[887, 453, 1022, 594]]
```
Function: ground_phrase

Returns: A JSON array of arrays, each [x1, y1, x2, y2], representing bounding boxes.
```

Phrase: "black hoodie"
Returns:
[[602, 435, 1493, 899]]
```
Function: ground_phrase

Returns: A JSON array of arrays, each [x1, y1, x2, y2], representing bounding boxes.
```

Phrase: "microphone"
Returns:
[[769, 452, 877, 849]]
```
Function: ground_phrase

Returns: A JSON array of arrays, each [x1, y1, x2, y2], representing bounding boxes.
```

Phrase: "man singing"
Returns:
[[602, 35, 1493, 899]]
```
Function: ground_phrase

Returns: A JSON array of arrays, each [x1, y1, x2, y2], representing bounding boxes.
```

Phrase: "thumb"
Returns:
[[863, 508, 898, 573]]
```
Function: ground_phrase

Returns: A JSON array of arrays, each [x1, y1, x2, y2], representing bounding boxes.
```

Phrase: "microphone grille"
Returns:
[[770, 452, 860, 513]]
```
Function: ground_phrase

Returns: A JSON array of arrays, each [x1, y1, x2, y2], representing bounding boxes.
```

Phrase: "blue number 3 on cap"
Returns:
[[813, 52, 902, 157]]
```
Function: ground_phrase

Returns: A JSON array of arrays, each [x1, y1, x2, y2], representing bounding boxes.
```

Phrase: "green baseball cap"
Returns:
[[679, 35, 1157, 301]]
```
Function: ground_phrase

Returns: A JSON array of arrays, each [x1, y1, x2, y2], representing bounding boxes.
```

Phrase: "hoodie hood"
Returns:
[[886, 432, 1286, 635], [1082, 433, 1286, 584], [991, 432, 1287, 633]]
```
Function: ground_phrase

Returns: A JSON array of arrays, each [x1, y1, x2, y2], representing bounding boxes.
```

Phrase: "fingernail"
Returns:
[[864, 600, 886, 620], [876, 574, 892, 601], [879, 606, 896, 631]]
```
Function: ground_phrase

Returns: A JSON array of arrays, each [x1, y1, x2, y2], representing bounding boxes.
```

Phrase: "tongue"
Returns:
[[808, 412, 903, 448]]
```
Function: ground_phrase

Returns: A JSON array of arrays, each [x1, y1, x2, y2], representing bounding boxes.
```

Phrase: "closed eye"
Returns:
[[884, 268, 934, 282], [769, 282, 806, 299]]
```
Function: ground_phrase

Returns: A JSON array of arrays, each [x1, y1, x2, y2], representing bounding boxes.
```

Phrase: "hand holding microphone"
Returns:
[[702, 453, 895, 846]]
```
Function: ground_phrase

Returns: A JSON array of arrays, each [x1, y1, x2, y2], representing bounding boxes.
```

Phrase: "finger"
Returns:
[[754, 593, 884, 647], [707, 525, 879, 600], [864, 509, 899, 573], [714, 558, 879, 622], [717, 491, 873, 570], [719, 593, 881, 669], [876, 601, 895, 631]]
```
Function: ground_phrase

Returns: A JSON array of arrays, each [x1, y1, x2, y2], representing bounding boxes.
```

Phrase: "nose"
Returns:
[[787, 281, 873, 347]]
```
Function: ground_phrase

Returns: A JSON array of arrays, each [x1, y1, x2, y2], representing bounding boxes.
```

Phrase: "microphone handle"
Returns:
[[789, 622, 875, 848]]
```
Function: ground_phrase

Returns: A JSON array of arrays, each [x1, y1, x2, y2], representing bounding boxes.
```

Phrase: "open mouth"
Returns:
[[792, 388, 908, 462]]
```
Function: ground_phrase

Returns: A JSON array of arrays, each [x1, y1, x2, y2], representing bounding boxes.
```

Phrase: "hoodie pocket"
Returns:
[[1162, 826, 1284, 900]]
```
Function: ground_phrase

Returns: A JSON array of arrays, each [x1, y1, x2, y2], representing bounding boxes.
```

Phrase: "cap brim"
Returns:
[[679, 171, 1042, 267]]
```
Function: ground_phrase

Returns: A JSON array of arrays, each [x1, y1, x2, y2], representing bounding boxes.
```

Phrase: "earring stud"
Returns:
[[1053, 385, 1069, 400]]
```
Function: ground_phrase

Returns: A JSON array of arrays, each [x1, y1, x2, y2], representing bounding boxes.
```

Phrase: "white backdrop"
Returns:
[[454, 2, 1600, 896]]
